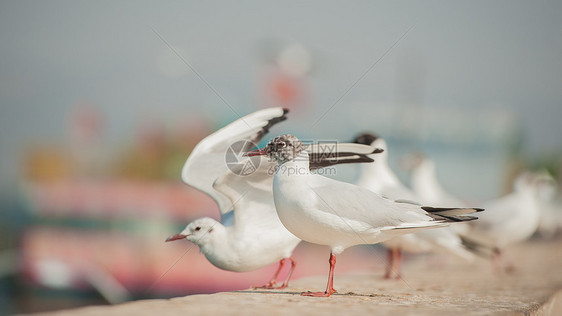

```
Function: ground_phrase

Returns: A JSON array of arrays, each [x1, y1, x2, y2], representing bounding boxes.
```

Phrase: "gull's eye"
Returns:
[[276, 142, 286, 148], [195, 227, 201, 231]]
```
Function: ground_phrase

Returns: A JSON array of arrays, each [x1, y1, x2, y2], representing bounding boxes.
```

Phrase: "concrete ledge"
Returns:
[[34, 239, 562, 315], [534, 289, 562, 315]]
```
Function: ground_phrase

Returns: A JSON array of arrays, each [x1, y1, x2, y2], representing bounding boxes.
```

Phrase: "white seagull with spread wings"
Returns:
[[167, 108, 381, 289]]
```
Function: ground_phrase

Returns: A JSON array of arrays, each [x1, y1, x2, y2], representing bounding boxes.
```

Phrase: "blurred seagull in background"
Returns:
[[533, 171, 562, 238], [459, 171, 555, 273], [247, 134, 483, 297], [353, 133, 475, 279], [402, 151, 465, 207], [404, 152, 562, 241], [167, 108, 381, 289]]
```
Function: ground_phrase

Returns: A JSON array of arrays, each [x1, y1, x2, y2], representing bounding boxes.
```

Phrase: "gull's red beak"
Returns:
[[165, 233, 187, 242], [244, 148, 268, 157]]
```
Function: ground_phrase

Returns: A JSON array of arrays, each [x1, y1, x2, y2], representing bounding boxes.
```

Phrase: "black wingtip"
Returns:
[[362, 156, 375, 163], [421, 206, 483, 223], [308, 150, 376, 170], [459, 235, 495, 259], [372, 148, 384, 154], [422, 206, 483, 213], [251, 108, 289, 145], [309, 155, 375, 170], [352, 133, 379, 145], [265, 108, 289, 128], [437, 214, 479, 222], [421, 206, 443, 212]]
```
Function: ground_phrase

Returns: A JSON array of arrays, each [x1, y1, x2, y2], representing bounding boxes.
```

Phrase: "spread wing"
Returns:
[[181, 107, 288, 214], [213, 158, 278, 229]]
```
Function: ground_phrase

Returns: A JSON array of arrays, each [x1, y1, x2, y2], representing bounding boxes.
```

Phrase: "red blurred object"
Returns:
[[24, 179, 214, 220], [269, 73, 302, 108]]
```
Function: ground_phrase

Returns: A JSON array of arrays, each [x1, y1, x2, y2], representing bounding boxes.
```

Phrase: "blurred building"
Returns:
[[11, 109, 229, 312]]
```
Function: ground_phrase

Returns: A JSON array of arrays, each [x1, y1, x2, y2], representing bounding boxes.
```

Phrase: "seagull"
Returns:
[[166, 108, 381, 289], [533, 171, 562, 238], [401, 151, 464, 207], [460, 171, 555, 272], [537, 194, 562, 238], [247, 134, 483, 297], [353, 133, 475, 279]]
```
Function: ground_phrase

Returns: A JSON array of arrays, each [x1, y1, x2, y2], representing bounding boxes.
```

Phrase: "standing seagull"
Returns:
[[247, 134, 483, 297], [167, 108, 380, 289], [353, 134, 474, 279], [535, 176, 562, 238], [459, 171, 554, 272]]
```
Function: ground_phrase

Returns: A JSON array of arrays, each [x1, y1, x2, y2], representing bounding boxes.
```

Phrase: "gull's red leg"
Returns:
[[502, 251, 516, 274], [384, 248, 394, 279], [393, 248, 403, 280], [492, 247, 516, 274], [384, 248, 402, 279], [492, 247, 504, 274], [254, 259, 286, 289], [302, 253, 336, 297], [275, 257, 296, 289]]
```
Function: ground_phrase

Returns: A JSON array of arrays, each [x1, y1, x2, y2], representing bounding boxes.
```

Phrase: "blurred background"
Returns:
[[1, 1, 561, 314]]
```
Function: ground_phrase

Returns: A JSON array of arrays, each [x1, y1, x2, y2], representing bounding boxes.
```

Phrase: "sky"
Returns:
[[1, 1, 561, 195]]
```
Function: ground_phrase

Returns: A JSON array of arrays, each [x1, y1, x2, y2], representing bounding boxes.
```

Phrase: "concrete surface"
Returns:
[[30, 239, 562, 315]]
